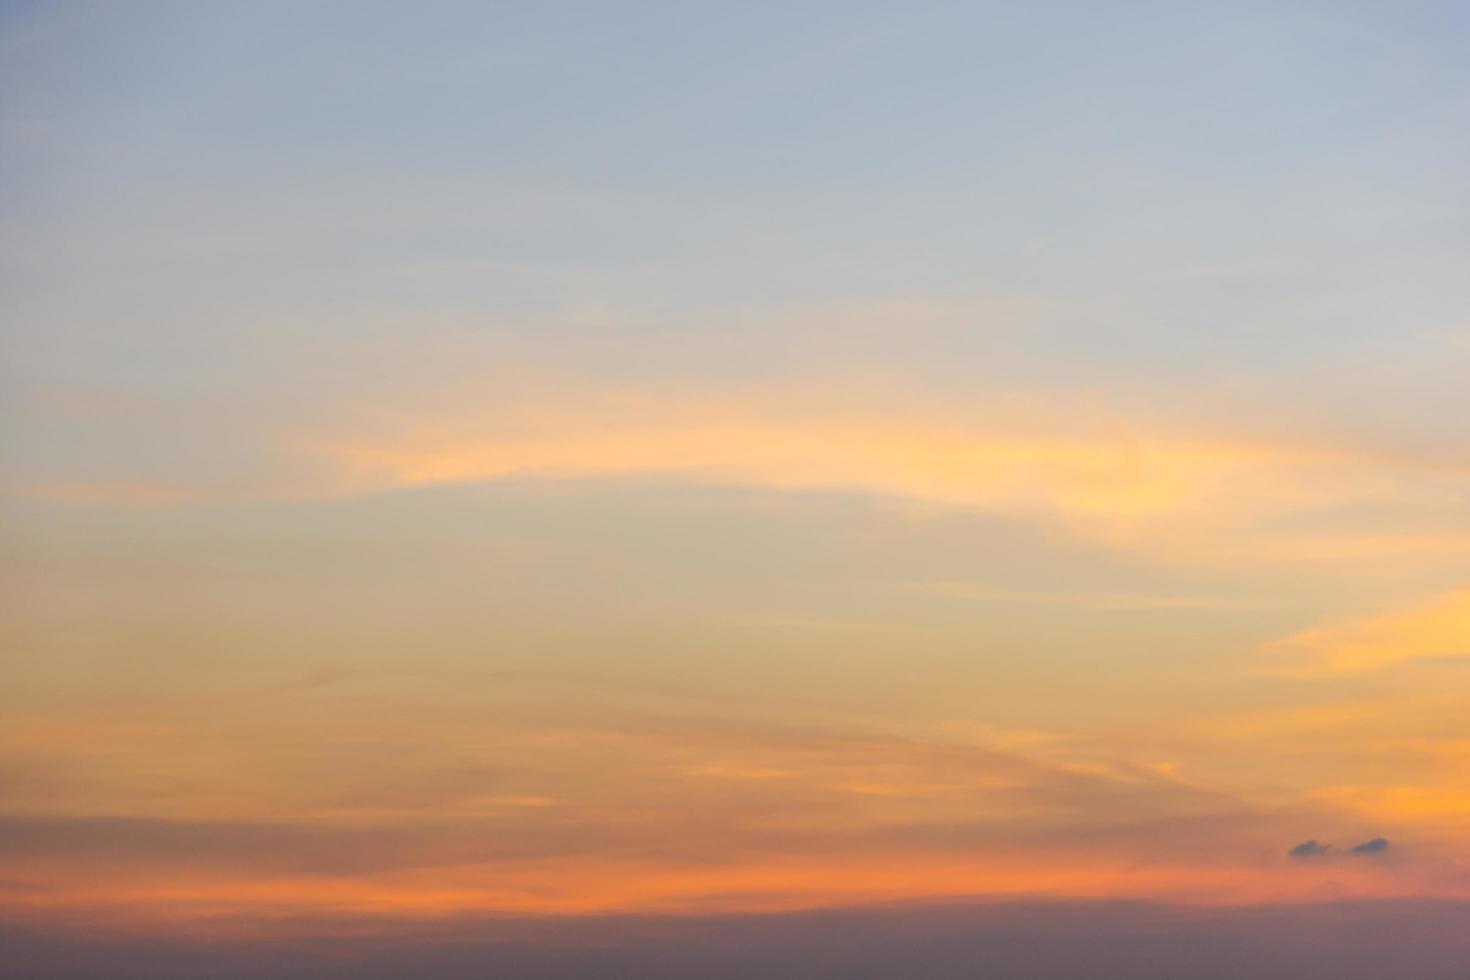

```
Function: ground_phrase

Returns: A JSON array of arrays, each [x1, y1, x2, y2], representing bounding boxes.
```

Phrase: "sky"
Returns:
[[2, 1, 1470, 976]]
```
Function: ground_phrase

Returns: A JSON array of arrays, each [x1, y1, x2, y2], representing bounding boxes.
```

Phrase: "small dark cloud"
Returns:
[[1351, 837, 1390, 855], [1289, 839, 1330, 858]]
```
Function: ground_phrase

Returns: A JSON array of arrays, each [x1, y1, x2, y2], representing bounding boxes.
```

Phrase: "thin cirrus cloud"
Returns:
[[1267, 589, 1470, 674], [20, 368, 1466, 579], [311, 378, 1470, 556]]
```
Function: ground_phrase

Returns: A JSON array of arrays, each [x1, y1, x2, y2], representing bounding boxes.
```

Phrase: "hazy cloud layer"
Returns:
[[8, 900, 1470, 980]]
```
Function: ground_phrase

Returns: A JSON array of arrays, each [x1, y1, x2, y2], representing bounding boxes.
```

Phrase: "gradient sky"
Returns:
[[3, 2, 1470, 976]]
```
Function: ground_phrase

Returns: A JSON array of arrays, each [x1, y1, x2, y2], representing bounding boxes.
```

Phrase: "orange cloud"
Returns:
[[3, 686, 1445, 937], [0, 825, 1440, 933]]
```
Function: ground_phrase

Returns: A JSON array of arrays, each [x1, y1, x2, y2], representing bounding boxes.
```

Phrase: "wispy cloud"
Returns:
[[0, 696, 1417, 924], [1266, 589, 1470, 674], [308, 377, 1470, 563]]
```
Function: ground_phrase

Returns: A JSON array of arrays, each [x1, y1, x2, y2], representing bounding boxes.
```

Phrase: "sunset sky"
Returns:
[[3, 2, 1470, 977]]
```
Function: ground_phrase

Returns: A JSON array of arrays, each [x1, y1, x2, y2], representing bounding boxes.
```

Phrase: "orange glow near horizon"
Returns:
[[8, 847, 1456, 936]]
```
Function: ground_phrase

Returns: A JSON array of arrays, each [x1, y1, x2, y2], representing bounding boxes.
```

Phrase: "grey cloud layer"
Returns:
[[6, 899, 1470, 980]]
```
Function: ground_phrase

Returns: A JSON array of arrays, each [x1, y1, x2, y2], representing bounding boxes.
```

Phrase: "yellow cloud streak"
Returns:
[[295, 368, 1470, 563], [22, 373, 1468, 572], [1267, 589, 1470, 674], [328, 418, 1401, 543]]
